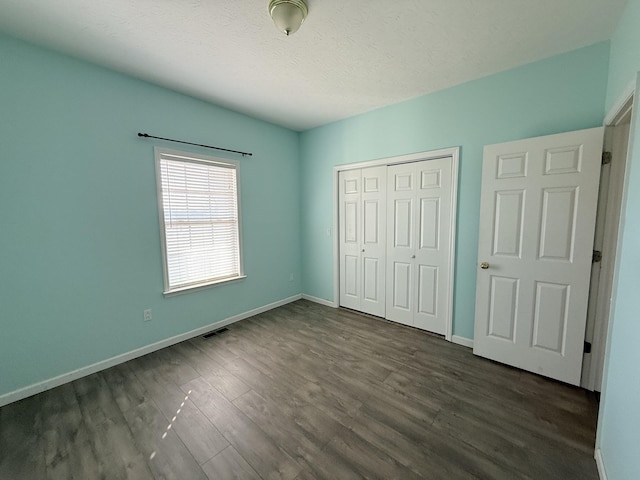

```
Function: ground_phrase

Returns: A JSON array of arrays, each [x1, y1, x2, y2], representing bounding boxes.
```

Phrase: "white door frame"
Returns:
[[582, 80, 635, 391], [595, 73, 639, 474], [333, 147, 459, 341]]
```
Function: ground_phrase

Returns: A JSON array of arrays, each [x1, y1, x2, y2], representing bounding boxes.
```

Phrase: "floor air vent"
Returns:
[[202, 327, 229, 339]]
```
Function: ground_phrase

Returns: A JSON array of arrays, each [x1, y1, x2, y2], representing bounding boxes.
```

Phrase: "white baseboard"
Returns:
[[0, 294, 303, 408], [302, 294, 337, 308], [595, 448, 608, 480], [452, 335, 474, 349]]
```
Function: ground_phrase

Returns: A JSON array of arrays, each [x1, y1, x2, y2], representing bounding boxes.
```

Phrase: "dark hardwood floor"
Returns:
[[0, 300, 600, 479]]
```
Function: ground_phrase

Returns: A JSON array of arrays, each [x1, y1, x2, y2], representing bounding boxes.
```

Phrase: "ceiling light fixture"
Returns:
[[268, 0, 308, 36]]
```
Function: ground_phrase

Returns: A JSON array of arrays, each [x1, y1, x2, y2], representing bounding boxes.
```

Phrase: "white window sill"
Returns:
[[163, 275, 247, 296]]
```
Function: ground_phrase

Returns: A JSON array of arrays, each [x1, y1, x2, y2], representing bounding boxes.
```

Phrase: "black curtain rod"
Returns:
[[137, 133, 252, 157]]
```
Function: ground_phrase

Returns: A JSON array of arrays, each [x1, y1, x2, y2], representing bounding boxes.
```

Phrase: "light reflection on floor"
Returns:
[[149, 389, 192, 461]]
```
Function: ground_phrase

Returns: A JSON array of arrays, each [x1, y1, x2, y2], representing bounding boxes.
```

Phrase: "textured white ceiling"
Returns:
[[0, 0, 627, 131]]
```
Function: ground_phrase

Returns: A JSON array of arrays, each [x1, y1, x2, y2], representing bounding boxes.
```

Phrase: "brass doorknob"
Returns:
[[480, 262, 490, 269]]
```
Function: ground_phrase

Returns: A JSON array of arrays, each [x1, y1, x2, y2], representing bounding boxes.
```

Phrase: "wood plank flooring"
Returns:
[[0, 300, 600, 479]]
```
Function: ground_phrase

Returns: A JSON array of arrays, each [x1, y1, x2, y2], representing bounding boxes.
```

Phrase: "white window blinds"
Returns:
[[155, 149, 243, 293]]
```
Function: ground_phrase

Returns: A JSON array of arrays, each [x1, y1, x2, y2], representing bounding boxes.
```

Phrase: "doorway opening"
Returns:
[[582, 95, 634, 391]]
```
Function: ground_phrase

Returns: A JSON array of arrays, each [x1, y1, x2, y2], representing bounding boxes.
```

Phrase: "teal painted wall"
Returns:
[[0, 34, 302, 398], [300, 42, 610, 339], [605, 0, 640, 113], [598, 0, 640, 478], [1, 12, 638, 478]]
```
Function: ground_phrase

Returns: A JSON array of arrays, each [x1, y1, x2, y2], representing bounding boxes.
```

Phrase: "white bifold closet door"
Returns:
[[338, 166, 387, 317], [386, 158, 453, 335]]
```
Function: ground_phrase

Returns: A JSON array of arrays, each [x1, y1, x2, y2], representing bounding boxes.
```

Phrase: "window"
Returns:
[[155, 148, 244, 294]]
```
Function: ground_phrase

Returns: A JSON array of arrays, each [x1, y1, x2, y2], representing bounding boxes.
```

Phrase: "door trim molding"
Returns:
[[603, 79, 635, 126], [583, 86, 636, 392], [595, 74, 640, 461], [332, 147, 459, 341], [594, 448, 608, 480]]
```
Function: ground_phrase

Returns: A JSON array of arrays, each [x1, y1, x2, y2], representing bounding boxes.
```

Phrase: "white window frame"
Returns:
[[154, 147, 245, 295]]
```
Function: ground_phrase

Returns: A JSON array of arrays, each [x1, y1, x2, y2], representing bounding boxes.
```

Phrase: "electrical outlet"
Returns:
[[326, 228, 332, 237], [143, 309, 152, 322], [289, 273, 294, 282]]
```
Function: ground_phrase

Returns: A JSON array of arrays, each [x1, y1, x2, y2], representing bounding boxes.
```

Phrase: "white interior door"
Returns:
[[339, 167, 386, 316], [473, 127, 604, 385], [386, 157, 453, 334]]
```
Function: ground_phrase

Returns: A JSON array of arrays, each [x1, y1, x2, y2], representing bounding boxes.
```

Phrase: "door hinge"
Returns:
[[592, 250, 602, 263], [584, 341, 592, 354], [602, 151, 612, 165]]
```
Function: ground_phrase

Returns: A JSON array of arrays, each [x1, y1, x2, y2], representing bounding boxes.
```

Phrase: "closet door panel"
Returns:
[[386, 158, 453, 334], [413, 158, 453, 334], [339, 169, 361, 311], [339, 157, 453, 333], [339, 166, 387, 317], [386, 164, 416, 326], [360, 166, 387, 317]]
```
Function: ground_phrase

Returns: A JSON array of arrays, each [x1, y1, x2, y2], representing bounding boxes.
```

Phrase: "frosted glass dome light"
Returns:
[[269, 0, 308, 36]]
